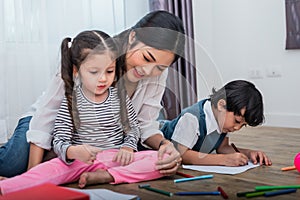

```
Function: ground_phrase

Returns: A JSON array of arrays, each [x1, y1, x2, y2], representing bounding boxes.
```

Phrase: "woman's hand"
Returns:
[[67, 144, 102, 164], [112, 147, 134, 166], [155, 140, 182, 176]]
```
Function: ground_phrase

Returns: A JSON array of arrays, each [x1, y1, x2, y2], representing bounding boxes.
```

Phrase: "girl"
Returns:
[[0, 30, 170, 195], [0, 10, 185, 178]]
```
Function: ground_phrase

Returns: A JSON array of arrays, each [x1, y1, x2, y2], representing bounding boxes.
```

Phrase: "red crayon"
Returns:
[[176, 171, 194, 178], [218, 186, 229, 199]]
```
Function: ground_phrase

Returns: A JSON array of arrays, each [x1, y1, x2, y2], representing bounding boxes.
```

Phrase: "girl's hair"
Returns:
[[209, 80, 264, 126], [60, 30, 120, 130], [114, 10, 186, 128]]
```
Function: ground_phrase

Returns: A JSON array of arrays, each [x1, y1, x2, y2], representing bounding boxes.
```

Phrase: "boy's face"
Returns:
[[216, 100, 247, 133]]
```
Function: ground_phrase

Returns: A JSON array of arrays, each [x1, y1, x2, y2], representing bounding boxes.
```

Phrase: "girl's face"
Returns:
[[125, 42, 175, 83], [216, 100, 247, 133], [77, 52, 116, 102]]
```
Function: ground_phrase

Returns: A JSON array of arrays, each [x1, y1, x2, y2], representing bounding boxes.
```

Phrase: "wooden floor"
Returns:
[[65, 126, 300, 199]]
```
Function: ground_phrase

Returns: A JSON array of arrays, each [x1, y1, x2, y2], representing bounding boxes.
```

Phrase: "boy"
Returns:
[[160, 80, 272, 166]]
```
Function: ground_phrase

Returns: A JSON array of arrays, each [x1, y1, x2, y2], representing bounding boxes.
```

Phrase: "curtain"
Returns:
[[0, 0, 148, 138], [149, 0, 197, 120], [285, 0, 300, 49]]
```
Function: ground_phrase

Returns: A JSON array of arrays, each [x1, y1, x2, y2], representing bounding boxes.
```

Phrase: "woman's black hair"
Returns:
[[114, 10, 185, 79], [114, 11, 186, 127], [209, 80, 264, 126]]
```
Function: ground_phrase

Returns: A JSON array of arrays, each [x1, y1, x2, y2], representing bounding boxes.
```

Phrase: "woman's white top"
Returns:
[[26, 69, 167, 150]]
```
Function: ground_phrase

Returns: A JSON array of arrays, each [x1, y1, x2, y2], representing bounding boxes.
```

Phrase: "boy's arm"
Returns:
[[27, 143, 44, 170], [181, 148, 224, 165], [180, 138, 248, 166], [175, 142, 226, 166]]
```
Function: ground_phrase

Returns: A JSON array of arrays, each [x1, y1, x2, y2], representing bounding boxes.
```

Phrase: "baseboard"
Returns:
[[264, 113, 300, 128]]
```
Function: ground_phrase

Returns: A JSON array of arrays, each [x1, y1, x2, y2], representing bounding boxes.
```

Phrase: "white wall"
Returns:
[[0, 0, 149, 139], [193, 0, 300, 128]]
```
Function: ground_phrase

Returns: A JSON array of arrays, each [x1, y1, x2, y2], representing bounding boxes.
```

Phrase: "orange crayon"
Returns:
[[281, 165, 296, 171]]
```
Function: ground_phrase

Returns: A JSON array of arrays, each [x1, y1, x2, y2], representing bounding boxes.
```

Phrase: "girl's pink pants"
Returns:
[[0, 149, 165, 194]]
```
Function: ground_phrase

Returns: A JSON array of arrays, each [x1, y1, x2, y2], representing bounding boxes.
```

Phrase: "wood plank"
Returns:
[[65, 126, 300, 199]]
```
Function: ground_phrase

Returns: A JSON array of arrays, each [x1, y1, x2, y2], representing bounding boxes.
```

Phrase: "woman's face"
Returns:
[[125, 42, 175, 83]]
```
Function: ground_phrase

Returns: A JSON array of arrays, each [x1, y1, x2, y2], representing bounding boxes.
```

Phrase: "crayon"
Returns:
[[174, 174, 213, 183], [174, 191, 220, 196], [237, 190, 263, 197], [264, 188, 297, 197], [231, 143, 248, 165], [281, 165, 296, 171], [176, 171, 194, 178], [255, 185, 300, 191], [245, 191, 265, 198], [231, 143, 240, 153], [138, 184, 173, 197], [218, 186, 229, 199]]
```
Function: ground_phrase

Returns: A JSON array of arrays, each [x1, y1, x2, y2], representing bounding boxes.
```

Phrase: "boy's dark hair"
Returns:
[[209, 80, 264, 126]]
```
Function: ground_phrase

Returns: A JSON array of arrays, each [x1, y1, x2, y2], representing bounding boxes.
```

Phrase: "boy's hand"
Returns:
[[249, 150, 272, 166], [223, 153, 249, 166], [67, 144, 102, 164], [112, 147, 134, 166]]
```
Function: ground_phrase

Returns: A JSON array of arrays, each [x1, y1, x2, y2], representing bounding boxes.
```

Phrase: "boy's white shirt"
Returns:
[[26, 68, 167, 150], [171, 100, 226, 149]]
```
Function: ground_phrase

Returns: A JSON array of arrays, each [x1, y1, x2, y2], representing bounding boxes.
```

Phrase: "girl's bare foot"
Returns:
[[0, 176, 7, 181], [78, 169, 114, 188]]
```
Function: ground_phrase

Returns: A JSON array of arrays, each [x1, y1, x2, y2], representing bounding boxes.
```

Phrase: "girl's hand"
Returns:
[[155, 140, 182, 176], [112, 147, 134, 166], [67, 144, 102, 164], [248, 150, 272, 166], [222, 153, 249, 166]]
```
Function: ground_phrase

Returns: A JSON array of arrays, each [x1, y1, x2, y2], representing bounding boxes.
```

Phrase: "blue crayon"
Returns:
[[174, 174, 213, 183], [264, 188, 297, 197], [175, 191, 220, 196]]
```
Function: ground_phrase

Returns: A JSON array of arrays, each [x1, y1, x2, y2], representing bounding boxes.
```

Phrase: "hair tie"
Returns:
[[68, 38, 73, 48]]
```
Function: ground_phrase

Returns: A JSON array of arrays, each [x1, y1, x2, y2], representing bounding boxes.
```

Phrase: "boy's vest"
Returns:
[[160, 99, 227, 153]]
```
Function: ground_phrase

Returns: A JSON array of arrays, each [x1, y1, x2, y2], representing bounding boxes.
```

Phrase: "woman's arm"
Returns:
[[27, 143, 44, 170], [26, 71, 65, 168], [131, 70, 181, 175], [26, 72, 64, 150]]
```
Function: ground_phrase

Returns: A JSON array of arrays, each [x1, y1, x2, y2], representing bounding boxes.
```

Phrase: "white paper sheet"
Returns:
[[67, 188, 138, 200], [182, 162, 260, 175]]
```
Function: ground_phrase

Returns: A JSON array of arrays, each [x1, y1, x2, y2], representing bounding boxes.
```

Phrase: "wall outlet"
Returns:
[[266, 67, 282, 78], [248, 68, 263, 79]]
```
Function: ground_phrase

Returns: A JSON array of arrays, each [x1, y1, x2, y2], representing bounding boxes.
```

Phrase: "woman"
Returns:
[[0, 10, 185, 177]]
